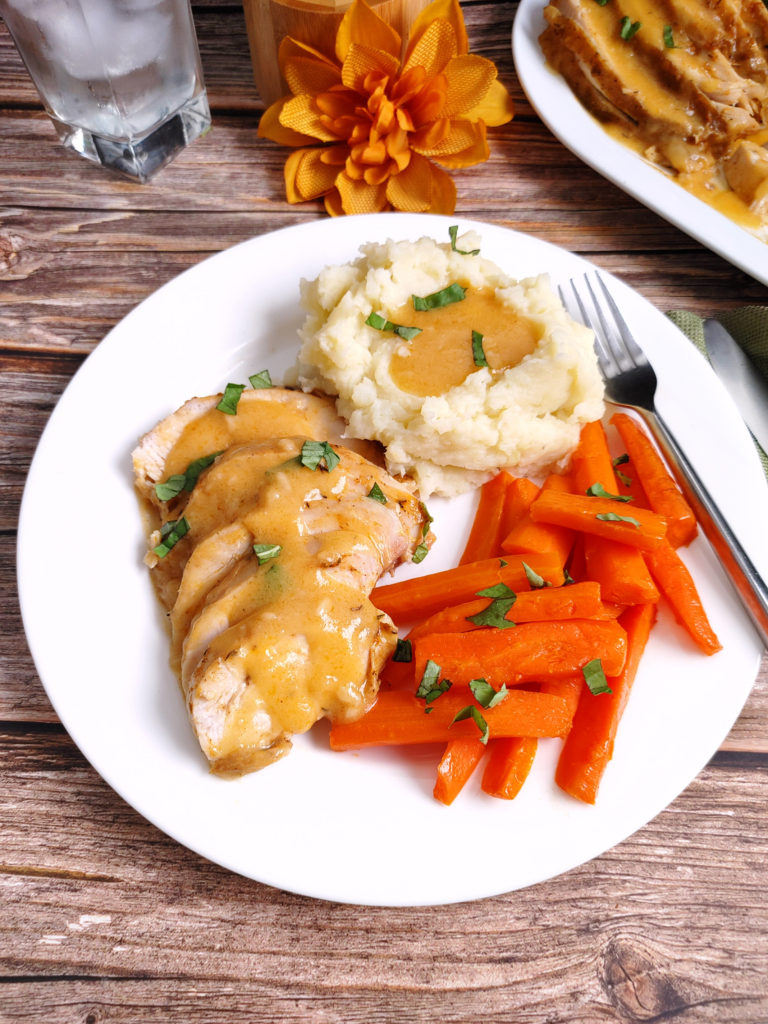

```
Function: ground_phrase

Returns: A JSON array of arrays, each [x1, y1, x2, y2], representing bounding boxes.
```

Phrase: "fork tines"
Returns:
[[559, 272, 648, 377]]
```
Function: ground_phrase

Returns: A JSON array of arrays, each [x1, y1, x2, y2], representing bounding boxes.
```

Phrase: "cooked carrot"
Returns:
[[611, 412, 697, 548], [501, 472, 575, 568], [434, 737, 486, 805], [329, 688, 572, 749], [555, 603, 656, 804], [413, 619, 627, 687], [645, 540, 722, 655], [459, 471, 514, 564], [570, 419, 618, 493], [411, 580, 611, 636], [481, 736, 538, 799], [583, 536, 659, 606], [540, 675, 584, 719], [613, 454, 650, 507], [498, 476, 540, 541], [570, 421, 659, 604], [530, 490, 668, 550], [372, 552, 564, 622]]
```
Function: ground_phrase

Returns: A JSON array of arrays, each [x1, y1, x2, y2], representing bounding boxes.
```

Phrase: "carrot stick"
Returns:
[[329, 688, 572, 749], [645, 541, 722, 655], [570, 421, 659, 604], [555, 603, 656, 804], [611, 412, 697, 548], [459, 471, 513, 564], [530, 490, 668, 550], [498, 476, 540, 540], [413, 619, 627, 687], [582, 536, 659, 605], [481, 737, 538, 799], [501, 472, 575, 568], [541, 675, 584, 719], [411, 580, 611, 635], [434, 738, 486, 805], [570, 419, 617, 493], [372, 552, 564, 622]]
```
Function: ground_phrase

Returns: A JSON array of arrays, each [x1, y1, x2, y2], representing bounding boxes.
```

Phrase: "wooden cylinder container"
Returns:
[[242, 0, 431, 107]]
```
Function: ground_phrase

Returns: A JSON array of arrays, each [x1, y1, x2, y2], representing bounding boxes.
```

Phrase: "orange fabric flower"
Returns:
[[257, 0, 514, 215]]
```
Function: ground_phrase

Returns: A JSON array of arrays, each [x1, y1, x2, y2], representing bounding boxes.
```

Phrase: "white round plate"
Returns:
[[512, 0, 768, 287], [17, 214, 768, 906]]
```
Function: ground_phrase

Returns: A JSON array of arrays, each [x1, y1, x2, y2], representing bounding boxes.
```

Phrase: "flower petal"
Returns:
[[431, 120, 490, 168], [284, 147, 340, 202], [465, 78, 515, 126], [341, 42, 400, 93], [411, 118, 487, 160], [283, 56, 343, 97], [324, 187, 345, 217], [406, 0, 468, 63], [404, 17, 457, 78], [258, 98, 317, 146], [279, 35, 339, 70], [336, 0, 401, 64], [385, 151, 456, 212], [336, 170, 390, 214], [280, 94, 340, 141], [442, 55, 497, 117]]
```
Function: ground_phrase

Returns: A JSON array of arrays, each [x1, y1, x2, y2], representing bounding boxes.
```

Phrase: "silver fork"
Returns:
[[560, 272, 768, 647]]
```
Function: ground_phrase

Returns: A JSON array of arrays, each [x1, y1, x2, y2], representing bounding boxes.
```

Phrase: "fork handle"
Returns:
[[637, 408, 768, 648]]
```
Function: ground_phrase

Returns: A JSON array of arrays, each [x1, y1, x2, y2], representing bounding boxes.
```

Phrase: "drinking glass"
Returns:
[[0, 0, 212, 181]]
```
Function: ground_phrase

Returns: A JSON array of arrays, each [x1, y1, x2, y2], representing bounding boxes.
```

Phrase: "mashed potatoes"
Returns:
[[290, 231, 604, 497]]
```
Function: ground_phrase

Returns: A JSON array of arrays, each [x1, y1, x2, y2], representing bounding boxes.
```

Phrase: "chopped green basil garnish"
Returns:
[[419, 503, 433, 537], [477, 582, 515, 600], [451, 704, 489, 744], [469, 678, 509, 709], [468, 581, 516, 629], [596, 511, 640, 528], [416, 659, 451, 705], [522, 561, 551, 589], [663, 24, 675, 47], [620, 16, 641, 39], [613, 453, 630, 467], [583, 658, 613, 695], [413, 543, 429, 564], [472, 329, 488, 368], [563, 567, 576, 586], [448, 225, 480, 255], [249, 369, 273, 389], [616, 470, 633, 487], [299, 440, 340, 472], [468, 598, 516, 629], [155, 451, 221, 502], [368, 482, 387, 504], [253, 542, 281, 564], [392, 638, 413, 663], [586, 481, 633, 503], [217, 382, 245, 415], [412, 282, 466, 312], [366, 311, 421, 341], [153, 517, 189, 558], [594, 0, 609, 5]]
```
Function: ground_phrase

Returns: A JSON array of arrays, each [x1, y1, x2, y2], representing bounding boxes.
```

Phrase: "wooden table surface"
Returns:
[[2, 2, 767, 1021]]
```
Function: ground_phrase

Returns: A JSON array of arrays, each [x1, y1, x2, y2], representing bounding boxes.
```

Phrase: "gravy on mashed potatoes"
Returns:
[[290, 231, 604, 497]]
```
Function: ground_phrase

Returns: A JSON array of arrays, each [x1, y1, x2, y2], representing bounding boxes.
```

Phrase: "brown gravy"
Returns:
[[388, 287, 541, 397]]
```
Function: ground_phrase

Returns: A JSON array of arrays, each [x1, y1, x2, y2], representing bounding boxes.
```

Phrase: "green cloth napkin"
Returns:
[[667, 307, 768, 477]]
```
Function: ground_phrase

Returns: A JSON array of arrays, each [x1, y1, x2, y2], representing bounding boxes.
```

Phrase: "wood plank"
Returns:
[[0, 733, 765, 1020]]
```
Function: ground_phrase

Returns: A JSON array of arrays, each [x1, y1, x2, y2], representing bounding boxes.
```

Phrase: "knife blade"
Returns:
[[703, 318, 768, 454]]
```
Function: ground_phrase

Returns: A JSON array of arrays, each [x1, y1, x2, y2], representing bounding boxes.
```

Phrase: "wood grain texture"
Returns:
[[0, 733, 765, 1021], [2, 1, 768, 1020]]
